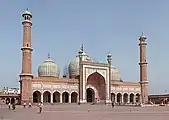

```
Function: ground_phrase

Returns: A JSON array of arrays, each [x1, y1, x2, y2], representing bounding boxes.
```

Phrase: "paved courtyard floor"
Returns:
[[0, 104, 169, 120]]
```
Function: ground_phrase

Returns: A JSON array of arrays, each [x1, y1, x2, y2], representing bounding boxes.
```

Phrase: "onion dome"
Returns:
[[38, 53, 60, 77], [111, 66, 120, 81], [69, 51, 93, 78], [22, 8, 32, 17]]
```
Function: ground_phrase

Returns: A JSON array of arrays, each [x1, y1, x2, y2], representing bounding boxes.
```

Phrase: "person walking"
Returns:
[[8, 102, 11, 110], [12, 103, 15, 110], [38, 102, 43, 113], [28, 102, 32, 108], [23, 102, 26, 108], [111, 101, 115, 108]]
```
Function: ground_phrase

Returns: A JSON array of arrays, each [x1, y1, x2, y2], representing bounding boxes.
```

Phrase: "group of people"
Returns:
[[23, 101, 43, 113], [7, 99, 116, 113], [8, 101, 43, 113], [92, 98, 115, 108], [23, 101, 32, 108]]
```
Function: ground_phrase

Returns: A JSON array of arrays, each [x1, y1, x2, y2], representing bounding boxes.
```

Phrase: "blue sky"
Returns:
[[0, 0, 169, 94]]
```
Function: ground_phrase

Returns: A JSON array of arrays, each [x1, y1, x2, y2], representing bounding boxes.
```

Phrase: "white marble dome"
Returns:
[[111, 67, 120, 81], [24, 10, 32, 15], [38, 55, 60, 77], [22, 9, 32, 17], [69, 52, 93, 78]]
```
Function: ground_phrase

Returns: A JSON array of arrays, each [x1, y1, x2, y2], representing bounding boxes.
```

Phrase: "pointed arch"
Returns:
[[43, 91, 51, 103], [33, 91, 41, 103], [62, 92, 69, 103], [87, 72, 106, 101], [86, 88, 95, 102], [86, 69, 106, 81], [111, 93, 115, 102], [87, 71, 105, 83], [71, 92, 78, 103], [130, 93, 134, 103], [117, 93, 122, 103], [6, 98, 10, 104], [136, 93, 140, 103], [123, 93, 128, 104], [53, 91, 60, 103], [11, 98, 15, 104]]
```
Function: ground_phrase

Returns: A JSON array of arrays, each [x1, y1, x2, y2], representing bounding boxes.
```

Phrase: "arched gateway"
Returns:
[[87, 72, 106, 103], [86, 88, 95, 102]]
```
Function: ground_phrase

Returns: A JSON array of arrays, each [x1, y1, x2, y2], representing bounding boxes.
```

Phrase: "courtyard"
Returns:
[[0, 104, 169, 120]]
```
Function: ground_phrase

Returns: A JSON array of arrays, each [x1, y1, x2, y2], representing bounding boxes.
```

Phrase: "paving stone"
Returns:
[[0, 104, 169, 120]]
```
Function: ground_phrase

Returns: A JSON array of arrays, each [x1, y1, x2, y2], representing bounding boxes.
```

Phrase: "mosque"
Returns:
[[20, 9, 149, 105]]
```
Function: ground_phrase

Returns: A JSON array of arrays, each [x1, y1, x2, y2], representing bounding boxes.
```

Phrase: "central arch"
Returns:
[[87, 72, 106, 102]]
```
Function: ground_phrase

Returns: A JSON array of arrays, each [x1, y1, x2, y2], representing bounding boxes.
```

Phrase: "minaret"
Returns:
[[139, 32, 148, 104], [78, 44, 84, 104], [107, 53, 112, 104], [20, 9, 33, 104]]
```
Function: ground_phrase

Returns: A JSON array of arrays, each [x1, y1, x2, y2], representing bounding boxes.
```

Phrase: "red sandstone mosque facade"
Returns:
[[19, 9, 148, 105]]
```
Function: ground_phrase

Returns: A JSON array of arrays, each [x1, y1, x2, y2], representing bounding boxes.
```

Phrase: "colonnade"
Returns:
[[33, 90, 140, 104], [111, 93, 140, 104], [0, 97, 20, 104], [33, 91, 78, 103]]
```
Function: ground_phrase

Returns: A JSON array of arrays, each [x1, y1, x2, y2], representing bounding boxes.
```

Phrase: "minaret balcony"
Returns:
[[139, 62, 148, 65], [22, 20, 32, 25], [19, 73, 33, 79], [21, 47, 33, 51], [139, 42, 147, 46], [139, 81, 148, 84]]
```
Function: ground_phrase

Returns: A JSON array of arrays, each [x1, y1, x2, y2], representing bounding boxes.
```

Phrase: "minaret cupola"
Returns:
[[22, 8, 32, 25]]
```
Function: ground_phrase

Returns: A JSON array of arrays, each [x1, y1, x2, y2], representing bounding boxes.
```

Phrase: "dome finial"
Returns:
[[139, 32, 146, 40], [141, 32, 144, 36], [26, 8, 29, 11], [48, 52, 51, 59], [140, 32, 145, 38], [81, 44, 84, 52]]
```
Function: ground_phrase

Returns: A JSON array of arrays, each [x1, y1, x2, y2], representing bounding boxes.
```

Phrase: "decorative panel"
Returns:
[[129, 88, 134, 91], [70, 85, 78, 89], [62, 85, 69, 89], [32, 83, 41, 88], [135, 88, 141, 91], [116, 87, 122, 91], [43, 84, 51, 89], [52, 84, 61, 89], [123, 87, 128, 91], [111, 87, 115, 90]]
